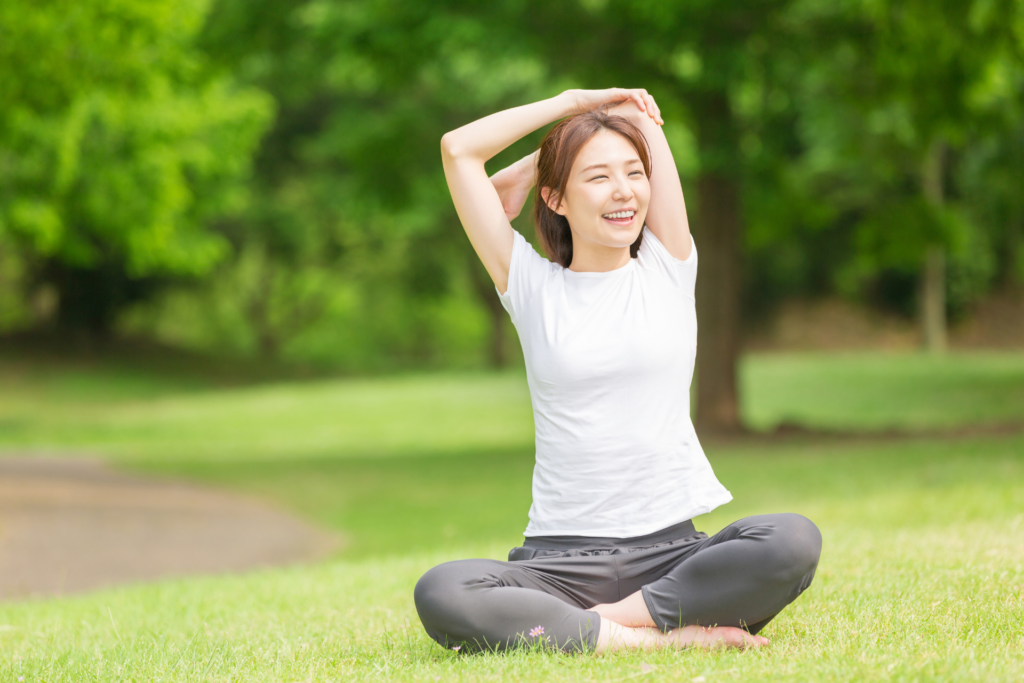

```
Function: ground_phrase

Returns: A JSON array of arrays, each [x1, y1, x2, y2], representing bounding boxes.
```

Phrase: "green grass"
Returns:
[[1, 435, 1022, 681], [0, 369, 536, 462], [3, 351, 1024, 463], [742, 351, 1024, 432], [134, 432, 1024, 560], [1, 351, 1023, 680]]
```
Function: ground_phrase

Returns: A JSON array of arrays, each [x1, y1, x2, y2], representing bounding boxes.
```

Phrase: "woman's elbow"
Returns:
[[440, 132, 463, 161]]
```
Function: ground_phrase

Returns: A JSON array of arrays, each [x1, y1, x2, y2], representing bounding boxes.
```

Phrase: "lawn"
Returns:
[[3, 351, 1024, 464], [1, 351, 1022, 681], [741, 352, 1024, 432]]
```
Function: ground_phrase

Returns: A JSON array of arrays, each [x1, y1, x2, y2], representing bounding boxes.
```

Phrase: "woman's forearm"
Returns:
[[441, 93, 575, 164], [490, 151, 539, 222], [439, 87, 660, 292], [607, 99, 691, 259]]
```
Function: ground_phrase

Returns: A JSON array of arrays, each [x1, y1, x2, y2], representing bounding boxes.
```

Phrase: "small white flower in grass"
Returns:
[[529, 625, 545, 638], [452, 645, 461, 652]]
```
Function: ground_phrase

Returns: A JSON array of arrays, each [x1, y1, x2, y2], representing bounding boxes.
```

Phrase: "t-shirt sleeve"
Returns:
[[636, 225, 697, 299], [496, 229, 553, 322]]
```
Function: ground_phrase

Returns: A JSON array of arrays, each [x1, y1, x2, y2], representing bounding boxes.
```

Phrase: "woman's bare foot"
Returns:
[[595, 618, 769, 653], [591, 589, 769, 652], [668, 624, 769, 649]]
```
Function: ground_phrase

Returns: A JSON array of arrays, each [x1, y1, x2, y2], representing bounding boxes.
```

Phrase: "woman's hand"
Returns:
[[565, 88, 664, 126], [490, 151, 538, 222]]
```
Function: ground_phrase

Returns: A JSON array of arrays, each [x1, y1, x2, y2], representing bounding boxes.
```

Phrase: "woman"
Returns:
[[414, 88, 822, 654]]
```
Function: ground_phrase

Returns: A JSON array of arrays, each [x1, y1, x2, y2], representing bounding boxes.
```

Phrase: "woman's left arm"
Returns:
[[489, 151, 538, 222], [608, 96, 692, 261]]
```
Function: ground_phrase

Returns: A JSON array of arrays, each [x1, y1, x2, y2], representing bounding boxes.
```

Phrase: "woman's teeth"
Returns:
[[603, 211, 635, 219]]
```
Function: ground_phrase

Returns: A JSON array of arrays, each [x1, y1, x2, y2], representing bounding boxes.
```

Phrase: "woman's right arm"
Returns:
[[441, 89, 657, 294]]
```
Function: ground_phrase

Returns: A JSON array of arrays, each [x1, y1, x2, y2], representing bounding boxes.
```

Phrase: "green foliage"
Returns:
[[3, 84, 271, 275], [2, 0, 1023, 357], [790, 0, 1024, 314], [0, 0, 273, 332], [959, 95, 1024, 287], [161, 0, 559, 365]]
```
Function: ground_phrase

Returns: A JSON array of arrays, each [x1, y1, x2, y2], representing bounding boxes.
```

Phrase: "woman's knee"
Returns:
[[414, 562, 463, 625], [414, 560, 490, 638], [765, 513, 822, 581]]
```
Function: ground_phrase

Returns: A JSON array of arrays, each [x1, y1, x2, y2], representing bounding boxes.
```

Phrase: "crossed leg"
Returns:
[[414, 513, 821, 653], [592, 513, 821, 652]]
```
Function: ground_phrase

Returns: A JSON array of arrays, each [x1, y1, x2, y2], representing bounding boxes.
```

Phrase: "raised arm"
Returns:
[[490, 151, 538, 223], [442, 89, 661, 294], [608, 97, 692, 261]]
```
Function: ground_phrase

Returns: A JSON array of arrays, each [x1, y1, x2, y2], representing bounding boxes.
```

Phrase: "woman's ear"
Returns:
[[540, 187, 567, 216]]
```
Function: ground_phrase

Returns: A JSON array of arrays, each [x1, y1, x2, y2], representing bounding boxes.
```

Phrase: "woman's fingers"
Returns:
[[617, 88, 665, 125], [630, 90, 647, 111], [643, 93, 664, 125], [601, 88, 644, 110], [618, 88, 647, 111], [572, 88, 663, 124]]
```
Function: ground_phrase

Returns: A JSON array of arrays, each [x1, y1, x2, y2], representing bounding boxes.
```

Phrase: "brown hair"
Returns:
[[533, 109, 652, 268]]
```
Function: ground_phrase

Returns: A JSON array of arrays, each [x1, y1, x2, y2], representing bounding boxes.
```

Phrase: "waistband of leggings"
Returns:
[[522, 518, 697, 550]]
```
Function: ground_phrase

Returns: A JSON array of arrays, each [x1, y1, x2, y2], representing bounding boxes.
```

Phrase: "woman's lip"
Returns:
[[602, 214, 636, 225]]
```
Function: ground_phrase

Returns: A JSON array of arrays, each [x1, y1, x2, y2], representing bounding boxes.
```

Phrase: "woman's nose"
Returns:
[[611, 174, 633, 200]]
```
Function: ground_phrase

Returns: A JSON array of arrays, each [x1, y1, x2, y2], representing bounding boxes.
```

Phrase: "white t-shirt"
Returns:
[[498, 226, 732, 538]]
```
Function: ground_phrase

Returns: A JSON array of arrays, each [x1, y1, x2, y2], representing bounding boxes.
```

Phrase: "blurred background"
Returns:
[[1, 0, 1023, 587]]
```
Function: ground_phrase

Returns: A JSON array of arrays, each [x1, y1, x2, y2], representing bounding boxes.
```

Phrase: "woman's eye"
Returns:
[[629, 170, 644, 176], [589, 175, 607, 181]]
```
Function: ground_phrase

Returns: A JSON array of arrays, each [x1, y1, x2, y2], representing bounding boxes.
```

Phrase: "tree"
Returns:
[[0, 0, 272, 336], [793, 0, 1024, 351], [198, 0, 554, 366], [503, 0, 814, 431]]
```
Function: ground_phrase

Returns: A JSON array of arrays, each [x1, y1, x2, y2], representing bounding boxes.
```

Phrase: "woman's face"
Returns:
[[548, 129, 650, 254]]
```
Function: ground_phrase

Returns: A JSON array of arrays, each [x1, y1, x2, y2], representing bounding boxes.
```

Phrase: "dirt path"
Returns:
[[0, 456, 340, 600]]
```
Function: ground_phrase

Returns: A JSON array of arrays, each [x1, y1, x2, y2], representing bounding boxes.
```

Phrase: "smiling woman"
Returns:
[[420, 89, 821, 655], [532, 111, 652, 270]]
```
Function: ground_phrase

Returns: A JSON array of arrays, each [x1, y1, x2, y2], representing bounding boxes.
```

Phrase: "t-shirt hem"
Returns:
[[522, 490, 733, 538]]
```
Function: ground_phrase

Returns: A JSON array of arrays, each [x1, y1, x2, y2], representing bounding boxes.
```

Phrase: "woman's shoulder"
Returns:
[[636, 226, 697, 297], [498, 229, 560, 313]]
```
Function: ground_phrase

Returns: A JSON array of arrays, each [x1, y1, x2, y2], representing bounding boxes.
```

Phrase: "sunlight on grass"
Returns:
[[1, 513, 1021, 681], [2, 353, 1023, 681], [742, 351, 1024, 431], [3, 352, 1023, 463], [0, 371, 536, 461], [134, 434, 1024, 559]]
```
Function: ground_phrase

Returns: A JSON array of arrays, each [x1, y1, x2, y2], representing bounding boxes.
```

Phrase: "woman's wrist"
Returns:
[[606, 99, 644, 123], [557, 90, 583, 118], [518, 151, 539, 183]]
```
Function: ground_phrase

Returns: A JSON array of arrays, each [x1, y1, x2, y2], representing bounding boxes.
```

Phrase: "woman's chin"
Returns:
[[608, 225, 643, 246]]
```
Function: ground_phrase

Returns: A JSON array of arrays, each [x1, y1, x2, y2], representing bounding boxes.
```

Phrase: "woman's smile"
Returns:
[[602, 209, 636, 226]]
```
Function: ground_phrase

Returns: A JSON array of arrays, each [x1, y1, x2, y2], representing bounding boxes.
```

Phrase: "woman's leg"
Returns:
[[595, 513, 822, 635], [414, 557, 767, 654], [414, 558, 602, 652]]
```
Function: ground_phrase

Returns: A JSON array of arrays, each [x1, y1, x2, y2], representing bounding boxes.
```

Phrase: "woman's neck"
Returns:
[[567, 237, 633, 273]]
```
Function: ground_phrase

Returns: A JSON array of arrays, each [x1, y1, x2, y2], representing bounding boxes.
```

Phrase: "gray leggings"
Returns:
[[414, 513, 822, 652]]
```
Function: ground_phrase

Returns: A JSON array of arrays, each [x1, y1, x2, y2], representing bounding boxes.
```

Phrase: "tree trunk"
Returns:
[[692, 89, 743, 434], [247, 259, 279, 359], [921, 246, 947, 353], [694, 173, 743, 433], [920, 140, 947, 353]]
